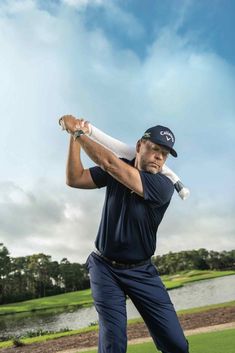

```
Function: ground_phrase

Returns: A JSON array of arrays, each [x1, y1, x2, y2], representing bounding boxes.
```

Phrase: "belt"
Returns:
[[93, 249, 151, 269]]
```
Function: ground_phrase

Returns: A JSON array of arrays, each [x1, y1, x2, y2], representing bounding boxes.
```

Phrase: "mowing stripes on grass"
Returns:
[[76, 328, 235, 353]]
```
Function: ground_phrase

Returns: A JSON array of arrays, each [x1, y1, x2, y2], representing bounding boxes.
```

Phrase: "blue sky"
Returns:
[[0, 0, 234, 263]]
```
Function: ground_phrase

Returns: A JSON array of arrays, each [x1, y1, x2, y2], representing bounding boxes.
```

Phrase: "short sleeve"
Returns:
[[89, 166, 108, 188], [139, 171, 174, 205]]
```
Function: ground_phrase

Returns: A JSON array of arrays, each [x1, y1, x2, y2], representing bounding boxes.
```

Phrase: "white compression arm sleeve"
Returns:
[[89, 125, 136, 159], [89, 124, 190, 200]]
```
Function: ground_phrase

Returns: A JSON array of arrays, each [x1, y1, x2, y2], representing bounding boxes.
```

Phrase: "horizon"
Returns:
[[2, 242, 234, 264]]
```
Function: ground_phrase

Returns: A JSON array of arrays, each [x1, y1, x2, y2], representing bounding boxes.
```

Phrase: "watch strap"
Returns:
[[73, 129, 85, 140]]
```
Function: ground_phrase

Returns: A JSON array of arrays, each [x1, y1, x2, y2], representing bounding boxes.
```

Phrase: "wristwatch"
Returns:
[[73, 129, 85, 140]]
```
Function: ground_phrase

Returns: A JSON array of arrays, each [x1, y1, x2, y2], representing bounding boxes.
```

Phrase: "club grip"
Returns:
[[174, 181, 190, 200]]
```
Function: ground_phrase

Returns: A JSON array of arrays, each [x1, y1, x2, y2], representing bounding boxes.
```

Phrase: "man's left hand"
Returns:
[[59, 115, 80, 134]]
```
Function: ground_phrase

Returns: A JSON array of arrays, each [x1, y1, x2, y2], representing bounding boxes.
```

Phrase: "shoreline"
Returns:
[[0, 304, 235, 352], [1, 271, 234, 317]]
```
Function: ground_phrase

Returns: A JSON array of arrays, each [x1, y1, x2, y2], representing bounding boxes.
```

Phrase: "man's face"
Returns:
[[135, 139, 170, 174]]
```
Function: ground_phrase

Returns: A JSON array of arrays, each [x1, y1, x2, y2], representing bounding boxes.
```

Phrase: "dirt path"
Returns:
[[1, 306, 234, 353], [70, 322, 235, 353]]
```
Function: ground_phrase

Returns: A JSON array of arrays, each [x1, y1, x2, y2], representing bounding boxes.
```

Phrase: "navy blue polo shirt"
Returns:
[[90, 158, 174, 263]]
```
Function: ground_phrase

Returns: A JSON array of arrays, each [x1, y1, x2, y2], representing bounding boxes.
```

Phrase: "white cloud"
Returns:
[[1, 180, 234, 263], [0, 0, 234, 261], [62, 0, 104, 8], [157, 195, 235, 255], [62, 0, 144, 39], [0, 0, 35, 14], [0, 180, 105, 262]]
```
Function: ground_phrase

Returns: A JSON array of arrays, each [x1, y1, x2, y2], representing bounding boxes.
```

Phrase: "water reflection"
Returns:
[[1, 275, 235, 339], [169, 275, 235, 311], [0, 306, 98, 339]]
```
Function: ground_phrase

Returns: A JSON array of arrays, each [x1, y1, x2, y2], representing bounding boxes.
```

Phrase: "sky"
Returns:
[[0, 0, 234, 264]]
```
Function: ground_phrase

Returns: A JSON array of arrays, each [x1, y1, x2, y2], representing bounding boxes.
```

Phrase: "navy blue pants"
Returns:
[[87, 252, 189, 353]]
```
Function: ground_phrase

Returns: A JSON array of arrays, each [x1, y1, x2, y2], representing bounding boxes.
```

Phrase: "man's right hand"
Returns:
[[59, 115, 90, 135], [75, 118, 91, 135], [59, 115, 78, 133]]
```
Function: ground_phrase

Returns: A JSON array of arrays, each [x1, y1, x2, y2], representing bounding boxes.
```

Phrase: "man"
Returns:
[[60, 115, 189, 353]]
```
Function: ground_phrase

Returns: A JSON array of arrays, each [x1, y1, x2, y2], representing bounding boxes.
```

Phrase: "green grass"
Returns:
[[1, 301, 234, 349], [0, 289, 93, 316], [74, 328, 235, 353], [0, 270, 234, 316], [162, 270, 235, 290]]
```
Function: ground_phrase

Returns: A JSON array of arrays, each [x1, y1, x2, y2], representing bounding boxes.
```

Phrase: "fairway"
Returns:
[[0, 271, 234, 316], [76, 328, 235, 353]]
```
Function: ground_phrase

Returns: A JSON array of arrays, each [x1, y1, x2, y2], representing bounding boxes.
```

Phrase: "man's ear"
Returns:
[[136, 139, 141, 153]]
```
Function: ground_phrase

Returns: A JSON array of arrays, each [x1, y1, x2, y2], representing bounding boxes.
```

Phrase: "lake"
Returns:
[[0, 275, 235, 340]]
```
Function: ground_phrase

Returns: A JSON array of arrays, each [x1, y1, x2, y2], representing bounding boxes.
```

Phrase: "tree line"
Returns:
[[0, 243, 90, 304], [0, 243, 234, 304], [153, 248, 235, 275]]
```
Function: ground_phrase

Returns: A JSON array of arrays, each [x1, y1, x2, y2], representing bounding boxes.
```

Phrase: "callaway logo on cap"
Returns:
[[142, 125, 177, 157]]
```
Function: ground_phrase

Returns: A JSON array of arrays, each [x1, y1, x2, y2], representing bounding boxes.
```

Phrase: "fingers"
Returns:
[[75, 118, 90, 134], [75, 118, 84, 129], [59, 115, 90, 135], [59, 117, 66, 130], [59, 115, 77, 134], [58, 117, 71, 133], [84, 120, 91, 135]]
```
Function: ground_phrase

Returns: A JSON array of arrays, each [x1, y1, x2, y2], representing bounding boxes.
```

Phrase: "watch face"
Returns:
[[73, 130, 84, 140]]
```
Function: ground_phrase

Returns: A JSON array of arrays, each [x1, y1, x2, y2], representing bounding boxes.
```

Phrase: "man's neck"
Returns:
[[134, 157, 141, 171]]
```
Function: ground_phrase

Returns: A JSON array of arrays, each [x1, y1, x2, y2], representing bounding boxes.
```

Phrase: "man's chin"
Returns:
[[145, 166, 159, 174]]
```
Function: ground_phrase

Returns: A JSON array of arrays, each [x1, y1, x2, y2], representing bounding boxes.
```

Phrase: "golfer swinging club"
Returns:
[[60, 115, 189, 353]]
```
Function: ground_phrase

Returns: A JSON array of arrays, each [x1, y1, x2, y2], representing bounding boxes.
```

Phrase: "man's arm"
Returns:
[[60, 115, 178, 199], [77, 134, 144, 197], [66, 135, 97, 189], [71, 120, 189, 200], [88, 124, 190, 200], [60, 115, 143, 194], [89, 124, 136, 159]]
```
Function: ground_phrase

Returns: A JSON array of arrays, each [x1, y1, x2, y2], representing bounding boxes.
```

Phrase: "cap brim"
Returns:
[[153, 140, 178, 158], [170, 149, 177, 158]]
